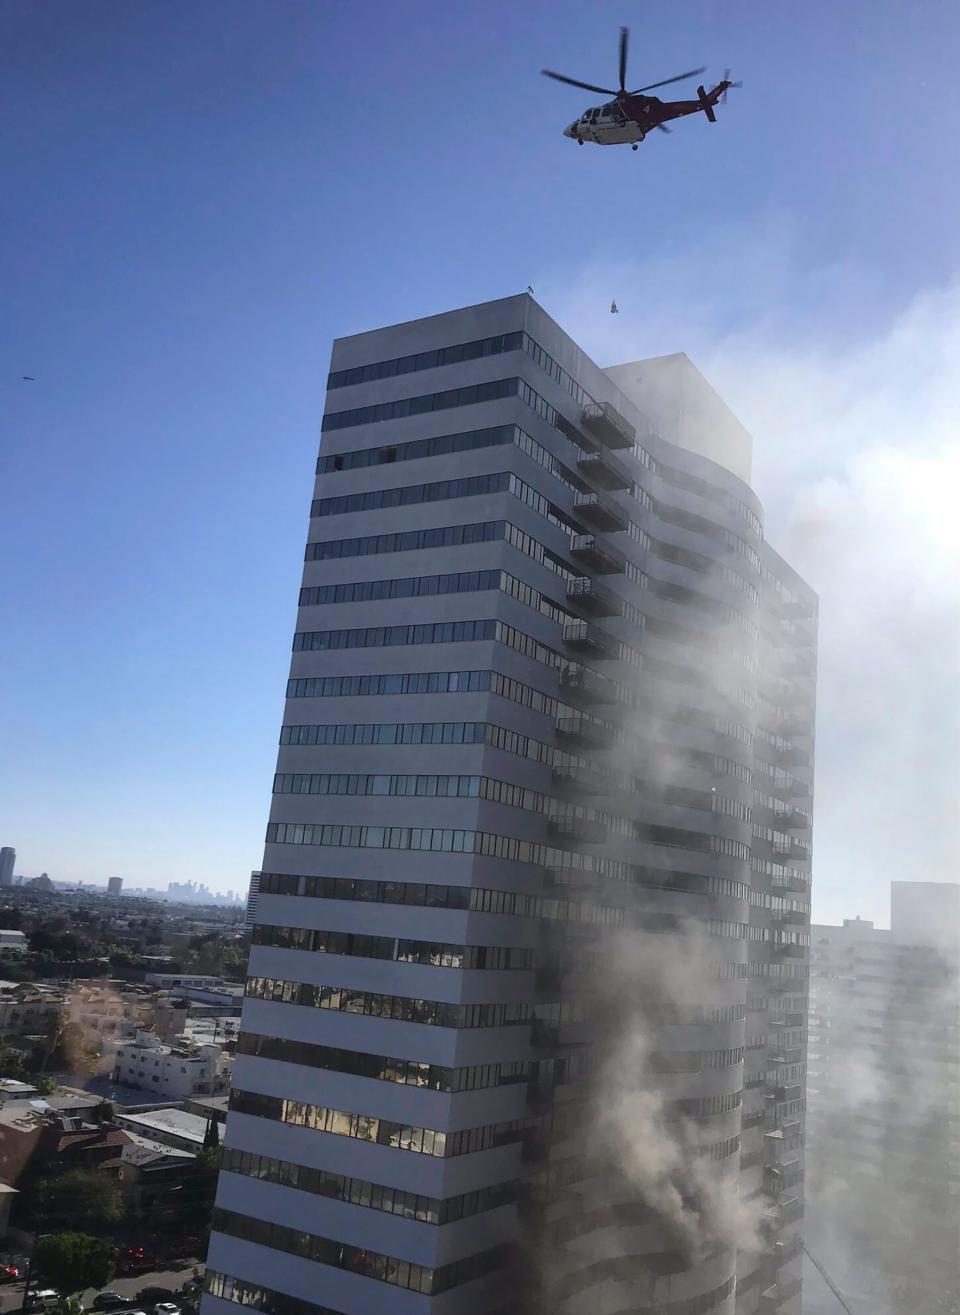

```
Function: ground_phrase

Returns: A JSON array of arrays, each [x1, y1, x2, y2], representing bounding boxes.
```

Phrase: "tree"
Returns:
[[32, 1232, 115, 1295], [34, 1170, 122, 1235]]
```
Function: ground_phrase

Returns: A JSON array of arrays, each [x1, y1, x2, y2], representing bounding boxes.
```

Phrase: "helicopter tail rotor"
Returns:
[[721, 70, 743, 103]]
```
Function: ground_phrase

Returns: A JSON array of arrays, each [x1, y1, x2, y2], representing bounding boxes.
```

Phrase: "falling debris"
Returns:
[[611, 300, 619, 314], [21, 375, 35, 381], [527, 285, 534, 294]]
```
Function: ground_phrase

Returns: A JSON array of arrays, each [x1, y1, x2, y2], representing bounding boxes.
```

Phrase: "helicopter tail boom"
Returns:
[[697, 85, 717, 123]]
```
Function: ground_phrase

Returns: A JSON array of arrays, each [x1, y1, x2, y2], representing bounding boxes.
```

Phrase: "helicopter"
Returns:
[[543, 26, 739, 149]]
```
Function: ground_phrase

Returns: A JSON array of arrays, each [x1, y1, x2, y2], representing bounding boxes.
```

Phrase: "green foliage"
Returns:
[[34, 1170, 122, 1233], [33, 1232, 115, 1295], [0, 1046, 27, 1079], [31, 1074, 57, 1096]]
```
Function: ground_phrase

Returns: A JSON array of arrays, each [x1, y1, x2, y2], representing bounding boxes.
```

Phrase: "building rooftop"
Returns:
[[115, 1107, 208, 1145]]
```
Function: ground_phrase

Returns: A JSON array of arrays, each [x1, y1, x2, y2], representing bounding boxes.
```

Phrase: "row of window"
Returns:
[[229, 1089, 534, 1160], [283, 662, 756, 790], [305, 517, 503, 561], [237, 1030, 527, 1093], [271, 770, 748, 854], [279, 718, 487, 747], [221, 1145, 518, 1226], [254, 869, 749, 933], [321, 374, 529, 432], [203, 1272, 336, 1315], [211, 1206, 507, 1296], [265, 820, 651, 887], [252, 923, 534, 970], [327, 419, 586, 510], [650, 1047, 745, 1073], [292, 617, 497, 653], [286, 666, 490, 700], [327, 331, 524, 389], [298, 567, 502, 608], [311, 468, 514, 517], [335, 334, 765, 564], [245, 974, 533, 1030]]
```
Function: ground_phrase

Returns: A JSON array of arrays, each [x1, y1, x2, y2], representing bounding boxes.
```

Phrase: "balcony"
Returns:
[[776, 1198, 805, 1227], [569, 532, 625, 574], [582, 401, 635, 450], [770, 1012, 805, 1029], [547, 815, 607, 846], [767, 871, 810, 895], [560, 664, 619, 707], [573, 491, 629, 532], [774, 745, 810, 769], [773, 807, 810, 830], [555, 715, 616, 752], [563, 620, 619, 660], [773, 943, 807, 960], [771, 839, 806, 861], [566, 576, 623, 617], [771, 909, 808, 929], [759, 1276, 803, 1312], [766, 1081, 803, 1103], [577, 448, 632, 490], [551, 763, 608, 796]]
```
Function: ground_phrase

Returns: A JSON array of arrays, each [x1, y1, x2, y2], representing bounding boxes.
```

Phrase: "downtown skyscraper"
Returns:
[[202, 295, 817, 1315]]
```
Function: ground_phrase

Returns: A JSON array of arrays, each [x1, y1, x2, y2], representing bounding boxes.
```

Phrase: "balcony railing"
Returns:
[[563, 620, 619, 660], [551, 763, 608, 796], [569, 532, 625, 574], [560, 664, 620, 706], [566, 577, 623, 617], [582, 401, 635, 450], [770, 909, 808, 928], [547, 815, 607, 845], [577, 448, 632, 490], [573, 491, 629, 532], [555, 716, 617, 752], [773, 807, 810, 830]]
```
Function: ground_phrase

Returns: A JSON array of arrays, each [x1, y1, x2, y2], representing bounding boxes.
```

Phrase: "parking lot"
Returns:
[[0, 1264, 202, 1314]]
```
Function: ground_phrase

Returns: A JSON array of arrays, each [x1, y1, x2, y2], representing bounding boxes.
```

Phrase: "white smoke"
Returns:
[[537, 229, 960, 926]]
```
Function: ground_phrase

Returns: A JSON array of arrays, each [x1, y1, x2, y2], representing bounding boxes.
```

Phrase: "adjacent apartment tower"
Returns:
[[202, 296, 817, 1315], [806, 883, 960, 1313], [0, 849, 15, 888]]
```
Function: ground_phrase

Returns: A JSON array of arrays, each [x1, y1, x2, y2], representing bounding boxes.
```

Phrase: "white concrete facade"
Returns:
[[203, 295, 817, 1315]]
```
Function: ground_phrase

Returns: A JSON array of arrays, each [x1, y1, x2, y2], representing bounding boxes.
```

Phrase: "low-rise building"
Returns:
[[119, 1132, 196, 1224], [110, 1030, 230, 1100], [115, 1107, 210, 1154], [0, 930, 28, 954]]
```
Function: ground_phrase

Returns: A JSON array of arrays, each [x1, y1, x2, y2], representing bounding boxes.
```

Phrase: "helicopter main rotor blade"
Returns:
[[542, 69, 619, 96], [619, 26, 629, 93], [629, 66, 706, 94]]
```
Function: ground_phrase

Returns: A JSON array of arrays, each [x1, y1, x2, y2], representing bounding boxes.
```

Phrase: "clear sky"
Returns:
[[2, 0, 958, 921]]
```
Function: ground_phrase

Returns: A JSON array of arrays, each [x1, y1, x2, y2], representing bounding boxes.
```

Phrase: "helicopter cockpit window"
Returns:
[[590, 108, 601, 123]]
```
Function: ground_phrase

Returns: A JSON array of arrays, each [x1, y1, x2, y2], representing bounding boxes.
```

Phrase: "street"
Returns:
[[0, 1264, 201, 1314]]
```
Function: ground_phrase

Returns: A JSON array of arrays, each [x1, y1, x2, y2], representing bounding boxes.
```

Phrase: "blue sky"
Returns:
[[2, 0, 958, 919]]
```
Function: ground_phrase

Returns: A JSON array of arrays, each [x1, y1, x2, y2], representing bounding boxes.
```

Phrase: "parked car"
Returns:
[[0, 1263, 19, 1282], [137, 1289, 177, 1306], [25, 1290, 61, 1312], [95, 1294, 135, 1310], [154, 1305, 181, 1315]]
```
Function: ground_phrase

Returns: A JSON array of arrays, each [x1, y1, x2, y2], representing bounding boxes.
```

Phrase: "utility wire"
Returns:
[[803, 1242, 859, 1315]]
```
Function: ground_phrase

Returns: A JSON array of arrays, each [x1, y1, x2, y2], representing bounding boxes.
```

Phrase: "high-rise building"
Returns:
[[806, 884, 960, 1314], [244, 872, 260, 933], [107, 876, 124, 896], [0, 849, 15, 888], [202, 296, 817, 1315]]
